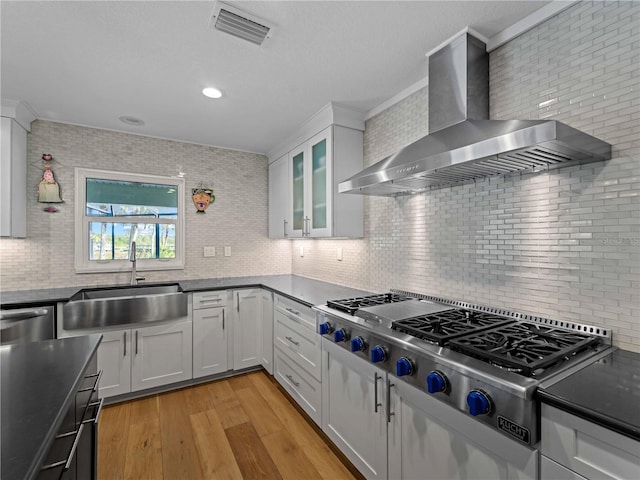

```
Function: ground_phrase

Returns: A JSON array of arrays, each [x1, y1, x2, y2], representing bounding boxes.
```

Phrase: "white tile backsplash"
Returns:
[[0, 121, 292, 289], [291, 1, 640, 352]]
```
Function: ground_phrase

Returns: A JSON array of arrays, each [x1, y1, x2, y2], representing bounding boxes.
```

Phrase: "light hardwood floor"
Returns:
[[98, 371, 361, 480]]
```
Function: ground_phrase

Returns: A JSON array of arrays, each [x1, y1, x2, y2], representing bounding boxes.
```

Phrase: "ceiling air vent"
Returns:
[[209, 2, 274, 46]]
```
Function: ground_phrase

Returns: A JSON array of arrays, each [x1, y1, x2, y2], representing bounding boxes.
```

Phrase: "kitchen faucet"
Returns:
[[129, 241, 145, 286]]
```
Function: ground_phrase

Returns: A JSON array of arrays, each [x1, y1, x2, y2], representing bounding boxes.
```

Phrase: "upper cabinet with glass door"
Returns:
[[271, 125, 363, 238], [268, 103, 364, 239], [288, 128, 335, 238]]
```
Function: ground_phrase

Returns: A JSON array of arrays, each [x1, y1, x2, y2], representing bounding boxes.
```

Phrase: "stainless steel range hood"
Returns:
[[339, 32, 611, 196]]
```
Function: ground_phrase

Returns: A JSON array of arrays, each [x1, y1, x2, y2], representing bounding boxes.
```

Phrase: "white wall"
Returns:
[[291, 1, 640, 352], [0, 121, 292, 288]]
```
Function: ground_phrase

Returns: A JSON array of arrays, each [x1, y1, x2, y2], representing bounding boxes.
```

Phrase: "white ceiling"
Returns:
[[2, 1, 553, 155]]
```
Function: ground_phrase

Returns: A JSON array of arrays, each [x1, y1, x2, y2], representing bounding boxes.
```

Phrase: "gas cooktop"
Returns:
[[324, 292, 606, 379]]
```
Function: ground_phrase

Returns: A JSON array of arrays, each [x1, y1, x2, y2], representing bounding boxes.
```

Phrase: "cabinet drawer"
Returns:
[[275, 314, 321, 381], [193, 291, 227, 309], [275, 347, 321, 425], [541, 404, 640, 480], [275, 295, 315, 330]]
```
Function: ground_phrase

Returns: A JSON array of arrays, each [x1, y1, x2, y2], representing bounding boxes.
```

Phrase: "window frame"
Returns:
[[74, 167, 185, 273]]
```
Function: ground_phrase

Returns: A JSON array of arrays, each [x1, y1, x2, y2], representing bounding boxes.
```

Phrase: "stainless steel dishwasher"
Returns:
[[0, 306, 56, 344]]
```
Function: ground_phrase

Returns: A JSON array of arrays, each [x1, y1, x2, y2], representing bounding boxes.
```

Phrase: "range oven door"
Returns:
[[388, 377, 539, 480]]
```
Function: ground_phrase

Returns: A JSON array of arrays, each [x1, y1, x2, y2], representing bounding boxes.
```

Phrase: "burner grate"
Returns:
[[449, 322, 601, 376], [391, 309, 513, 345], [327, 293, 414, 315]]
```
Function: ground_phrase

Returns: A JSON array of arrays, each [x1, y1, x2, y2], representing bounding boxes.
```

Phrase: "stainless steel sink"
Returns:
[[63, 283, 187, 330]]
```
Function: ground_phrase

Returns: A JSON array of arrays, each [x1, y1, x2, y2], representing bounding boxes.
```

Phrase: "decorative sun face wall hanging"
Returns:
[[192, 187, 215, 213]]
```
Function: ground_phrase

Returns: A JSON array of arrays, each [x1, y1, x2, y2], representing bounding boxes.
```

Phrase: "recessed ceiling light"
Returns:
[[119, 115, 145, 126], [202, 87, 222, 99]]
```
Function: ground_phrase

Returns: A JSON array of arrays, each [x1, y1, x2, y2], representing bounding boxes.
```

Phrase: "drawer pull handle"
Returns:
[[41, 424, 85, 471], [200, 298, 222, 304], [222, 309, 225, 330], [64, 423, 84, 471], [285, 307, 300, 316], [78, 370, 102, 393], [285, 336, 299, 346], [82, 398, 105, 426], [285, 374, 300, 387]]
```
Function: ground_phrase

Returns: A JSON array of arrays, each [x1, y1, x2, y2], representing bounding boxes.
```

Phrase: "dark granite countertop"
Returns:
[[1, 334, 102, 480], [0, 274, 373, 309], [538, 348, 640, 441]]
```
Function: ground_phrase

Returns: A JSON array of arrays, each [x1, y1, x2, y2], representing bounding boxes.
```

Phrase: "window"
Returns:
[[74, 168, 185, 273]]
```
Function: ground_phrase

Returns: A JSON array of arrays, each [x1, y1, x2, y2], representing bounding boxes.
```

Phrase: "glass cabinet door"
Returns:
[[290, 147, 305, 236], [311, 139, 327, 230], [307, 128, 332, 237]]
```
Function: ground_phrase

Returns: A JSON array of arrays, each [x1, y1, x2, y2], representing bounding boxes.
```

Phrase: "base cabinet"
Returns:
[[95, 320, 192, 398], [193, 291, 228, 378], [274, 347, 321, 424], [233, 289, 262, 370], [261, 290, 274, 374], [321, 339, 388, 480], [97, 329, 131, 398], [541, 403, 640, 480], [39, 352, 101, 480]]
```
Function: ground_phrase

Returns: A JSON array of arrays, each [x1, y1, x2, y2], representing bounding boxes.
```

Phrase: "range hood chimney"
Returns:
[[339, 31, 611, 196]]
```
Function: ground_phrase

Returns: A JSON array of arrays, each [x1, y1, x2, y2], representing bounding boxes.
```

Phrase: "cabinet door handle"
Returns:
[[237, 293, 240, 313], [285, 374, 300, 387], [64, 423, 84, 471], [283, 219, 288, 237], [222, 309, 225, 330], [135, 330, 139, 355], [285, 335, 299, 346], [374, 372, 382, 413], [386, 379, 395, 423], [123, 331, 127, 357]]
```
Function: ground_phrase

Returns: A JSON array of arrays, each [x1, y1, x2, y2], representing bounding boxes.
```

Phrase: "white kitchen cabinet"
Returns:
[[92, 320, 192, 398], [269, 125, 364, 238], [192, 291, 228, 378], [131, 320, 192, 391], [541, 456, 587, 480], [274, 298, 321, 380], [96, 328, 131, 398], [273, 294, 322, 424], [233, 289, 262, 370], [274, 347, 322, 424], [260, 289, 274, 374], [388, 377, 537, 480], [287, 125, 363, 238], [0, 116, 27, 238], [541, 403, 640, 480], [322, 338, 388, 480], [268, 154, 289, 238]]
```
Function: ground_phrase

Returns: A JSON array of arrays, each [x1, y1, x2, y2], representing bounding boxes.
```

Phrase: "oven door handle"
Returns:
[[374, 372, 382, 413], [386, 379, 395, 423]]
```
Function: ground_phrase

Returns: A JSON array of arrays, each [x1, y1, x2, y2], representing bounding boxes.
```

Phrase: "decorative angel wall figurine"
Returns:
[[38, 153, 63, 211]]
